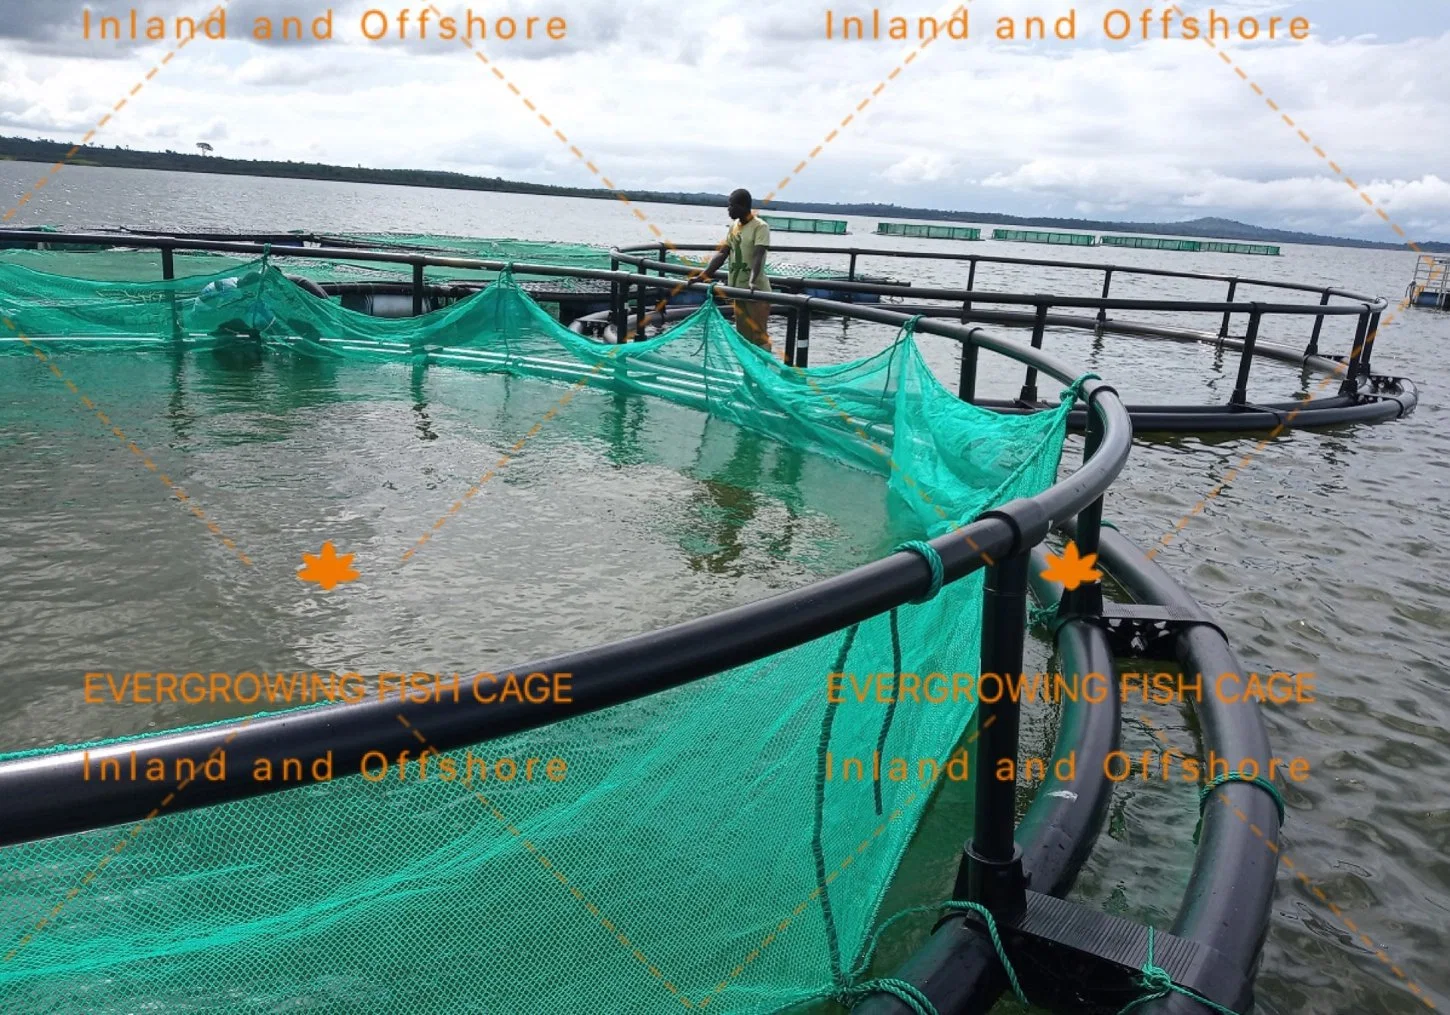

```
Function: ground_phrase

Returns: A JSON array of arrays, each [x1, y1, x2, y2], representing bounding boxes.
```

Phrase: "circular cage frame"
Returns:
[[0, 229, 1287, 1015]]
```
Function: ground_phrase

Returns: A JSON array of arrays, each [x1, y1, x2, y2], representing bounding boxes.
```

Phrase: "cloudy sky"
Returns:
[[1, 0, 1446, 241]]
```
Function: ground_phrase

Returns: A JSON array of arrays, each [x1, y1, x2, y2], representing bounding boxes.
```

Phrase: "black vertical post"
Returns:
[[1096, 269, 1112, 329], [954, 551, 1029, 920], [1360, 309, 1382, 378], [1304, 290, 1330, 357], [610, 258, 625, 344], [848, 252, 858, 282], [958, 337, 979, 404], [784, 305, 798, 365], [1063, 396, 1107, 617], [1018, 303, 1047, 403], [963, 259, 977, 317], [1218, 279, 1238, 340], [795, 303, 811, 367], [412, 263, 425, 317], [634, 261, 646, 341], [1229, 306, 1261, 405], [161, 246, 180, 341], [1341, 308, 1370, 393]]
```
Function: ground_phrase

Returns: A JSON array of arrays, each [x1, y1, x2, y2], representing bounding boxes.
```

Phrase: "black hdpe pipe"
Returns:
[[613, 243, 1384, 305], [567, 304, 1417, 431], [614, 253, 1383, 318], [858, 526, 1278, 1015], [853, 549, 1120, 1015], [0, 310, 1132, 846], [1077, 523, 1280, 1011]]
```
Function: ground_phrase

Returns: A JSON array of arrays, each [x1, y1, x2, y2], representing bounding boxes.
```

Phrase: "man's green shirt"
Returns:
[[726, 215, 771, 290]]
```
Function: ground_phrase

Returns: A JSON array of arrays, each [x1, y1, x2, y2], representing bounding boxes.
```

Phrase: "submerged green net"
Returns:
[[0, 255, 1076, 1013]]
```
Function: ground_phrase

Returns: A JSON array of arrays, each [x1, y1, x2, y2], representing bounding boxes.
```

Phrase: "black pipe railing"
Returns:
[[613, 251, 1382, 317], [603, 248, 1412, 432], [0, 255, 1133, 845], [0, 228, 1281, 1015], [617, 241, 1381, 303]]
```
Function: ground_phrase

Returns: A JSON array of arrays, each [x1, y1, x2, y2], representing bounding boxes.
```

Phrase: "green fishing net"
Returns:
[[0, 254, 1077, 1013]]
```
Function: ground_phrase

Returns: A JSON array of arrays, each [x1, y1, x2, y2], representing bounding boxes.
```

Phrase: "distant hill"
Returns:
[[2, 134, 1445, 253]]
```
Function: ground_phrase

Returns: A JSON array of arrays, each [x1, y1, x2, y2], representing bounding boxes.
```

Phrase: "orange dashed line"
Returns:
[[4, 714, 252, 965], [1140, 712, 1435, 1009]]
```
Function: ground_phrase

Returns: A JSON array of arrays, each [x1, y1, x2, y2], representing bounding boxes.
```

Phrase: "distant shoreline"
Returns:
[[2, 135, 1444, 253]]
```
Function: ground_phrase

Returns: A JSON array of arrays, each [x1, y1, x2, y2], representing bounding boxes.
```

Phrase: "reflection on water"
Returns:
[[2, 162, 1449, 1012], [0, 353, 887, 756]]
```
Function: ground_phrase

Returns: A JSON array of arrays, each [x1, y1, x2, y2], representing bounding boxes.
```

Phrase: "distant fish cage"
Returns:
[[1407, 255, 1450, 308], [991, 228, 1096, 246], [1100, 235, 1204, 252], [876, 222, 982, 241], [760, 215, 848, 234], [1198, 240, 1280, 256]]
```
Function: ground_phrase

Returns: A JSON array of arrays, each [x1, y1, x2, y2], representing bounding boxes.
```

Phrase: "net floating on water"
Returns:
[[0, 256, 1077, 1014]]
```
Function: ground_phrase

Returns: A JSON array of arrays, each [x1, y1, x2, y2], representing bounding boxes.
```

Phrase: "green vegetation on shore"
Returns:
[[1, 134, 1443, 252]]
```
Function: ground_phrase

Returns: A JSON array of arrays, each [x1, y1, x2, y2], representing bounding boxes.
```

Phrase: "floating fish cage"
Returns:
[[1406, 254, 1450, 308], [1099, 236, 1280, 255], [991, 228, 1097, 246], [760, 214, 849, 234], [876, 222, 982, 241], [1198, 240, 1280, 256], [0, 227, 1418, 1015], [1100, 234, 1205, 251]]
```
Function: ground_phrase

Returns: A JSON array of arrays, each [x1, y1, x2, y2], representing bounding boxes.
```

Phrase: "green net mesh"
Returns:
[[0, 254, 1076, 1013]]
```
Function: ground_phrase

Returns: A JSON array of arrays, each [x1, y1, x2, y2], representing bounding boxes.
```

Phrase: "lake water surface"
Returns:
[[1, 162, 1447, 1013]]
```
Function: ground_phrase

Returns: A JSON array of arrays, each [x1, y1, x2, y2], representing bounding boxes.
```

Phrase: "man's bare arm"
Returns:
[[697, 247, 728, 281], [749, 245, 767, 288]]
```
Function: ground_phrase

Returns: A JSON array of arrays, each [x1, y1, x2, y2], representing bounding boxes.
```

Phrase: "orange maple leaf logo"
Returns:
[[298, 541, 360, 591], [1040, 540, 1101, 591]]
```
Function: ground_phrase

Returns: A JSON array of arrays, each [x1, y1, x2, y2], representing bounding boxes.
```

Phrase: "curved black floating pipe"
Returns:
[[610, 247, 1414, 434], [853, 548, 1121, 1014], [1074, 522, 1280, 1005]]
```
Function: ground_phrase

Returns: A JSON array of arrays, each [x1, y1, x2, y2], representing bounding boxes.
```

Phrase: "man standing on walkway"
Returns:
[[698, 188, 774, 354]]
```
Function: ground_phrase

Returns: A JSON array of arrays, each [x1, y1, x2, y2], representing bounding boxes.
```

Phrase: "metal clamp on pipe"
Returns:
[[974, 498, 1052, 561]]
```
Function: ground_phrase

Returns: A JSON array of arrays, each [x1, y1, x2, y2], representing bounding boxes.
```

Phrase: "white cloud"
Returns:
[[0, 0, 1445, 239], [883, 152, 956, 185]]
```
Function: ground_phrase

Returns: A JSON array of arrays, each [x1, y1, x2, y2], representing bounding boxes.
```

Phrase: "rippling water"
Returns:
[[2, 163, 1448, 1013]]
